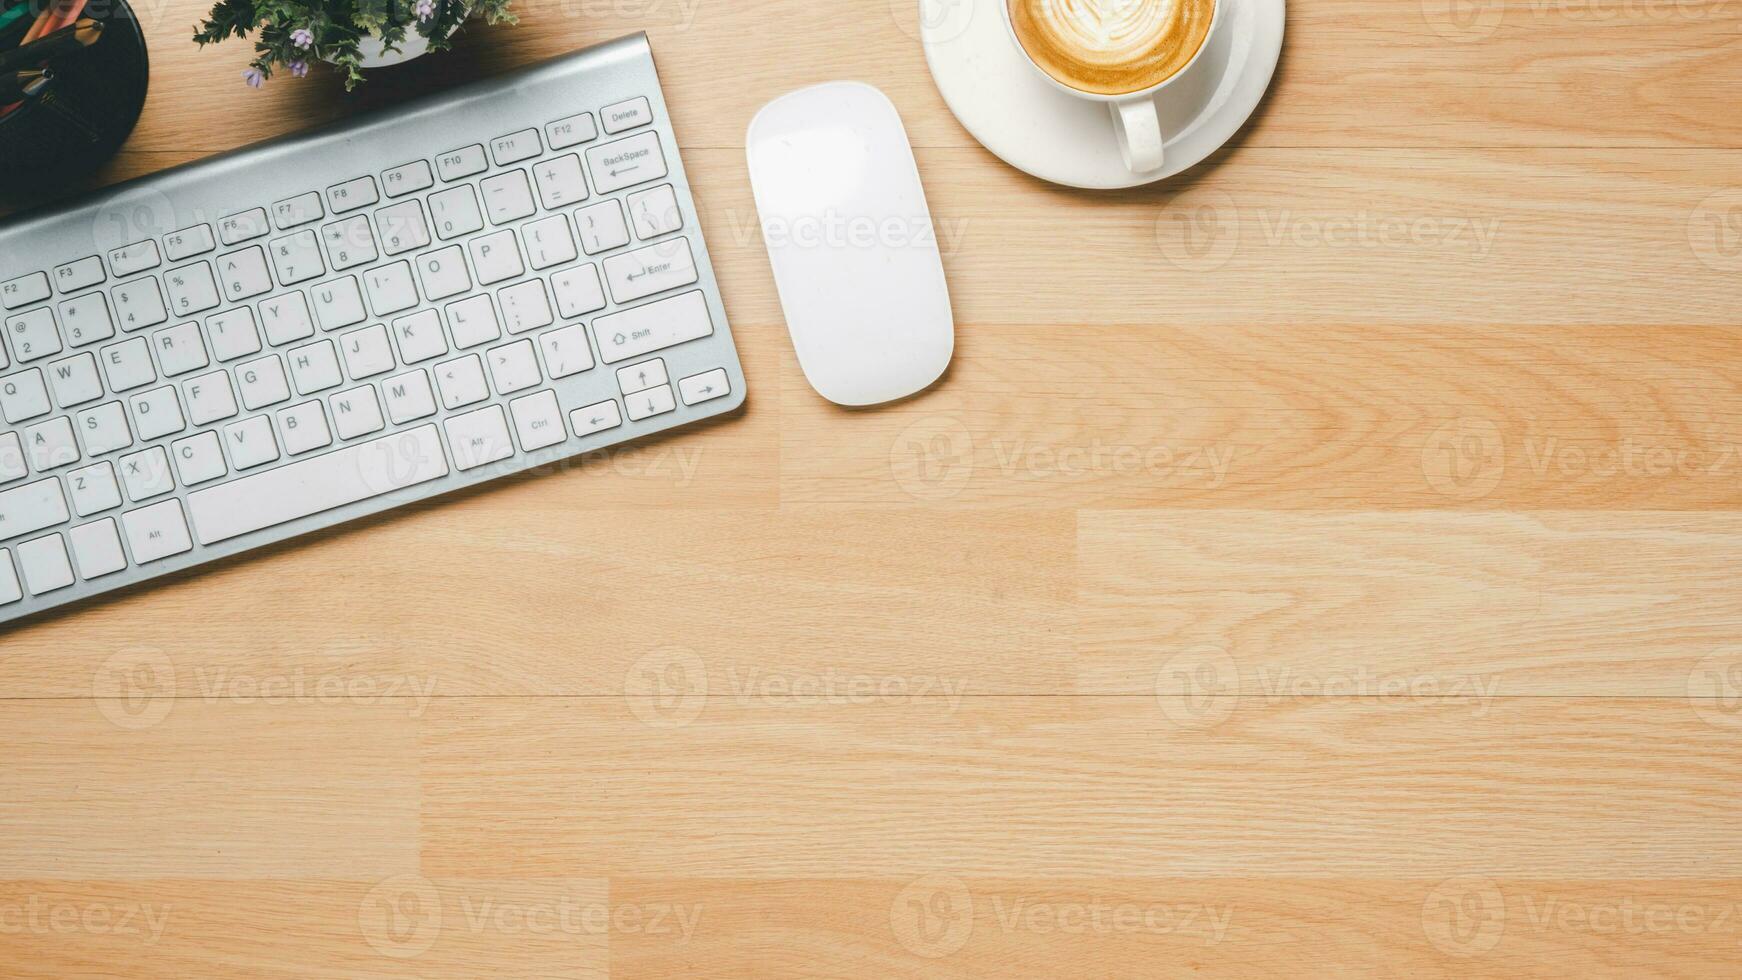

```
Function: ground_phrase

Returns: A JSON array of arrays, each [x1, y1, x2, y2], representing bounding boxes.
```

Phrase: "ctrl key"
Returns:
[[122, 499, 194, 564]]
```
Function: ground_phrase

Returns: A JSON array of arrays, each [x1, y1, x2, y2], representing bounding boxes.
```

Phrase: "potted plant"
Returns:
[[194, 0, 517, 90]]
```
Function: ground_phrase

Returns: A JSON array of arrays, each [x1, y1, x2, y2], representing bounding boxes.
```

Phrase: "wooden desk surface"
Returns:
[[5, 0, 1742, 975]]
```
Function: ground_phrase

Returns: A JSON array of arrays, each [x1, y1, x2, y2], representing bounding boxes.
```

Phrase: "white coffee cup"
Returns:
[[1001, 0, 1222, 174]]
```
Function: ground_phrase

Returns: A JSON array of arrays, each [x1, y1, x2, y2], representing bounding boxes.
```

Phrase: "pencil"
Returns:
[[0, 18, 101, 71], [0, 67, 48, 102], [20, 0, 86, 44]]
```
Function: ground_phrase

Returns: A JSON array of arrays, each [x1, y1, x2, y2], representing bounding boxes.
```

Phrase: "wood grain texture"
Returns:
[[4, 0, 1742, 975]]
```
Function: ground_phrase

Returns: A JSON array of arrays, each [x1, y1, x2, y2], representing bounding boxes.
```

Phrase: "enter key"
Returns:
[[602, 237, 698, 304]]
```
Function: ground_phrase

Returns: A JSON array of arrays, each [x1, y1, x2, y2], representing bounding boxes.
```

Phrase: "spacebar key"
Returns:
[[187, 424, 450, 546]]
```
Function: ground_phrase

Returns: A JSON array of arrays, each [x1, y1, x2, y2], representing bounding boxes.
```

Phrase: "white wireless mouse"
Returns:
[[746, 82, 955, 406]]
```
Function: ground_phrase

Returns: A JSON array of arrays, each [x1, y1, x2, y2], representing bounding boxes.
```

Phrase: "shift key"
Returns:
[[0, 478, 69, 542], [593, 290, 714, 364], [603, 238, 697, 304]]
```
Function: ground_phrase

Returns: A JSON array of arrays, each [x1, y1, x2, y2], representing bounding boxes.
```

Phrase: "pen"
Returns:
[[0, 67, 49, 102], [0, 18, 101, 73]]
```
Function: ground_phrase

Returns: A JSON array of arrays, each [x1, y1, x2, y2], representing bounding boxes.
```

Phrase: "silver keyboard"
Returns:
[[0, 34, 745, 624]]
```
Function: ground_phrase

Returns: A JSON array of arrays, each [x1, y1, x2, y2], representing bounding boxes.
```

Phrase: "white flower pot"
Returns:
[[353, 21, 461, 68]]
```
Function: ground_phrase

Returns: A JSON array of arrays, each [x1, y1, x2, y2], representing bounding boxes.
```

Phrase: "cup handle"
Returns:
[[1111, 97, 1164, 174]]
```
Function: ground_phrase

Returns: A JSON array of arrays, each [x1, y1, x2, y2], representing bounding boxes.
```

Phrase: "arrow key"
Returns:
[[678, 368, 730, 407], [615, 358, 667, 395], [625, 384, 675, 422], [569, 399, 622, 438]]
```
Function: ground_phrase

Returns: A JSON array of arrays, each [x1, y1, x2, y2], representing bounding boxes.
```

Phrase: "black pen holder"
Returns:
[[0, 0, 148, 190]]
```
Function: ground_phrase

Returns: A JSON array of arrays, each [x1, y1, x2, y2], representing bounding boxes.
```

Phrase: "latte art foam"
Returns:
[[1009, 0, 1215, 96]]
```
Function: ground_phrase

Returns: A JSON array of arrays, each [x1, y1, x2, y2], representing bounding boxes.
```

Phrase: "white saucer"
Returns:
[[918, 0, 1285, 189]]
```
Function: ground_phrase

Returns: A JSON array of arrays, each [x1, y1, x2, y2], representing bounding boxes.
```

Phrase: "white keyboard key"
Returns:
[[498, 280, 554, 334], [538, 324, 594, 379], [510, 389, 565, 451], [0, 478, 69, 539], [24, 416, 80, 469], [100, 337, 157, 392], [575, 200, 631, 255], [533, 155, 588, 209], [586, 131, 668, 194], [617, 358, 668, 394], [0, 550, 17, 603], [546, 112, 597, 150], [165, 263, 222, 316], [122, 499, 193, 563], [112, 278, 168, 332], [313, 276, 368, 330], [481, 170, 537, 225], [184, 372, 239, 426], [171, 430, 228, 485], [551, 264, 606, 319], [75, 401, 133, 457], [570, 399, 622, 438], [436, 144, 488, 181], [237, 355, 291, 410], [602, 96, 653, 134], [364, 262, 420, 316], [70, 518, 127, 578], [2, 272, 51, 310], [444, 404, 514, 470], [415, 246, 472, 301], [47, 353, 103, 407], [0, 433, 22, 483], [340, 324, 396, 379], [218, 247, 274, 303], [108, 241, 163, 278], [524, 214, 578, 270], [491, 129, 543, 166], [392, 309, 449, 363], [626, 384, 677, 421], [222, 415, 279, 470], [58, 293, 115, 347], [278, 401, 333, 455], [269, 229, 325, 285], [429, 185, 485, 240], [446, 295, 502, 349], [164, 225, 216, 261], [151, 322, 210, 376], [55, 256, 106, 294], [374, 201, 430, 256], [206, 308, 263, 362], [603, 237, 698, 304], [488, 339, 542, 395], [218, 209, 270, 246], [259, 292, 316, 347], [17, 534, 74, 594], [119, 445, 175, 500], [594, 290, 714, 364], [1, 369, 51, 422], [469, 231, 524, 285], [627, 184, 684, 239], [435, 354, 490, 409], [187, 424, 449, 545], [383, 160, 434, 197], [384, 369, 438, 423], [319, 215, 379, 271], [288, 339, 343, 395], [326, 176, 380, 214], [329, 386, 384, 439], [67, 461, 121, 516], [129, 386, 187, 441], [7, 308, 62, 362], [272, 192, 324, 229]]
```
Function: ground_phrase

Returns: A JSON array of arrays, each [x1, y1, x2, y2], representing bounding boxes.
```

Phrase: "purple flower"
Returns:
[[416, 0, 434, 20], [289, 60, 309, 78], [290, 27, 314, 48], [242, 67, 265, 88]]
